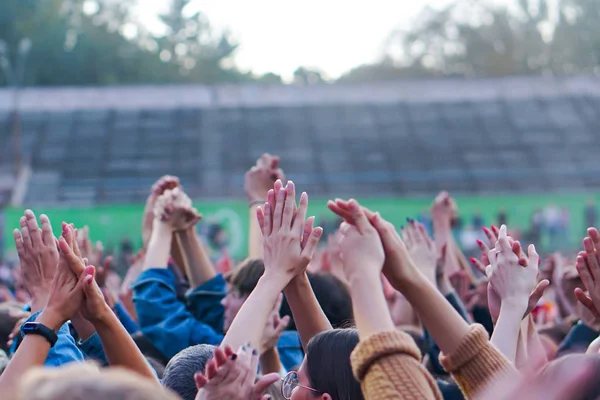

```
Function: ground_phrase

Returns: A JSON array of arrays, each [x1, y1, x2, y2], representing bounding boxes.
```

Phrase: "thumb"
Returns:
[[82, 266, 97, 292], [194, 372, 207, 390], [252, 373, 280, 399], [277, 315, 290, 334]]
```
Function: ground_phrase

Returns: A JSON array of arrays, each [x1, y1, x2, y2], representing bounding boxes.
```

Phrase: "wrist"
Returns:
[[500, 297, 528, 316], [37, 309, 66, 332], [284, 272, 309, 292], [30, 290, 50, 313], [258, 272, 290, 293], [90, 304, 117, 329], [152, 219, 174, 235], [386, 261, 426, 294]]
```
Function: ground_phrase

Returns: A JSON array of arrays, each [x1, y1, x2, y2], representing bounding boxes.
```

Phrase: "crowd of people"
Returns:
[[1, 153, 600, 399]]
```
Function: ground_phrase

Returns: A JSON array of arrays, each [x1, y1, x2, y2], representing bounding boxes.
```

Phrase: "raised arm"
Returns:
[[222, 180, 322, 351], [245, 153, 284, 259]]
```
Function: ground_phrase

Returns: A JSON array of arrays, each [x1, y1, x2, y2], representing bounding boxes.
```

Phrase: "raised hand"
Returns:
[[487, 226, 547, 315], [60, 224, 111, 324], [195, 345, 280, 400], [260, 294, 290, 354], [430, 191, 457, 224], [573, 228, 600, 322], [402, 220, 437, 283], [244, 153, 285, 204], [13, 210, 59, 312], [154, 187, 202, 232], [142, 175, 180, 246], [256, 180, 322, 285], [335, 200, 385, 284]]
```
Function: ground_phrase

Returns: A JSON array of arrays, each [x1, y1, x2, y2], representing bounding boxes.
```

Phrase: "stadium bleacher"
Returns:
[[0, 76, 600, 205]]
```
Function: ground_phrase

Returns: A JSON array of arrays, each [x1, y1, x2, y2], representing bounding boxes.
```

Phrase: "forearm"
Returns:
[[433, 219, 461, 276], [491, 302, 527, 363], [395, 271, 470, 355], [71, 314, 96, 341], [0, 310, 59, 395], [248, 204, 264, 259], [260, 347, 283, 375], [222, 276, 282, 350], [349, 274, 396, 340], [143, 222, 172, 271], [94, 309, 158, 382], [525, 316, 548, 367], [283, 274, 332, 350], [174, 228, 216, 288]]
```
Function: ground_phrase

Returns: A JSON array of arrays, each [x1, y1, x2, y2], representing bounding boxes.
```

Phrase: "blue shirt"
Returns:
[[132, 268, 304, 369]]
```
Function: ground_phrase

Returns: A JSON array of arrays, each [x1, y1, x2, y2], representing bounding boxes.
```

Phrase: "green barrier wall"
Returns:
[[3, 192, 600, 259]]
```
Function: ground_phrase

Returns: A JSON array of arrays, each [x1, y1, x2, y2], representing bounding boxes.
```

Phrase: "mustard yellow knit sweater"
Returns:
[[350, 324, 515, 400]]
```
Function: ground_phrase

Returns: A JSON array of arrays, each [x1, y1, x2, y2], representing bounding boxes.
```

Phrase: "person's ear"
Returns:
[[320, 394, 332, 400]]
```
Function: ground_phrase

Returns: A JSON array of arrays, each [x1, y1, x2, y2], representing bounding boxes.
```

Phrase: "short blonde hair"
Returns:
[[19, 362, 179, 400]]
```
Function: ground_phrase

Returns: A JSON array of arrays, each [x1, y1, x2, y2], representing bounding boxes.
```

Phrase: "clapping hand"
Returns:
[[13, 210, 59, 311], [154, 187, 202, 232], [195, 345, 280, 400], [142, 175, 180, 246], [573, 228, 600, 325], [245, 153, 285, 204], [256, 180, 322, 286], [402, 220, 437, 283]]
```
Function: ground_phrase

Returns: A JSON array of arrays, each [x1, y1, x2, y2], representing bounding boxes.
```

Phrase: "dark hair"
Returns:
[[227, 259, 265, 297], [162, 344, 216, 400], [281, 273, 354, 330], [146, 356, 166, 380], [305, 329, 363, 400], [0, 302, 25, 353]]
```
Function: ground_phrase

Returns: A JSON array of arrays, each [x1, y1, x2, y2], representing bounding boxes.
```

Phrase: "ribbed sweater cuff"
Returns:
[[351, 330, 421, 381]]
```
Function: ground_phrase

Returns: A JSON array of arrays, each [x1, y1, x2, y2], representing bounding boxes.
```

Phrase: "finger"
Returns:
[[256, 206, 266, 237], [281, 181, 295, 230], [277, 315, 290, 333], [482, 226, 496, 246], [583, 237, 600, 281], [20, 217, 31, 250], [25, 210, 43, 247], [272, 293, 283, 314], [301, 216, 314, 250], [490, 224, 500, 238], [82, 266, 97, 293], [267, 188, 275, 211], [13, 229, 24, 258], [213, 346, 228, 367], [205, 359, 218, 380], [526, 244, 538, 269], [273, 180, 286, 232], [327, 200, 353, 223], [258, 154, 269, 169], [300, 227, 323, 259], [576, 255, 595, 294], [526, 279, 550, 317], [476, 239, 490, 258], [194, 372, 207, 390], [347, 199, 371, 234], [263, 203, 272, 236], [469, 257, 487, 274], [293, 192, 308, 237], [418, 222, 434, 249], [252, 373, 280, 397], [222, 345, 234, 358], [588, 228, 600, 267], [39, 214, 55, 247], [58, 236, 85, 275], [102, 256, 112, 275], [574, 288, 600, 318], [497, 225, 512, 252]]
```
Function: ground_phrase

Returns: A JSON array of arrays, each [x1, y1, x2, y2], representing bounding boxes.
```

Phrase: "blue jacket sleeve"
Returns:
[[18, 311, 85, 367], [276, 330, 304, 371], [132, 268, 224, 359], [557, 321, 599, 357], [185, 273, 227, 333], [113, 302, 139, 334]]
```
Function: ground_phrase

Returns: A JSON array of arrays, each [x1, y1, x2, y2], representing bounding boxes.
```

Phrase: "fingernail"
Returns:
[[476, 239, 483, 246], [314, 228, 323, 238], [252, 348, 258, 355], [469, 257, 476, 264], [230, 354, 237, 360]]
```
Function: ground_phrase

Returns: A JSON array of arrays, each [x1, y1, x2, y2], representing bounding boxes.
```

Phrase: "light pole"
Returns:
[[0, 38, 32, 177]]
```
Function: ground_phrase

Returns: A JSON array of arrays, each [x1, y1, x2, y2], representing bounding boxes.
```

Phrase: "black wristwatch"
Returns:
[[21, 322, 58, 347]]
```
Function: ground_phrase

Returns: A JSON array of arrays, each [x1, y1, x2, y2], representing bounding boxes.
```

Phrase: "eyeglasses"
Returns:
[[281, 371, 320, 399]]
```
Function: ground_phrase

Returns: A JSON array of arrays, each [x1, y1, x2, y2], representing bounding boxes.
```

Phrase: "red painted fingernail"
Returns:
[[469, 257, 476, 264]]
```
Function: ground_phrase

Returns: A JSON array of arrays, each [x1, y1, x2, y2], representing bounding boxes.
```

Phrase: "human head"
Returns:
[[18, 362, 179, 400], [290, 329, 362, 400], [222, 259, 264, 332], [281, 273, 353, 330], [162, 344, 216, 400], [0, 302, 27, 352]]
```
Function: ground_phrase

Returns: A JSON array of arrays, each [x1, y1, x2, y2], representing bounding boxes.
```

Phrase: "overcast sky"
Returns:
[[135, 0, 512, 80]]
